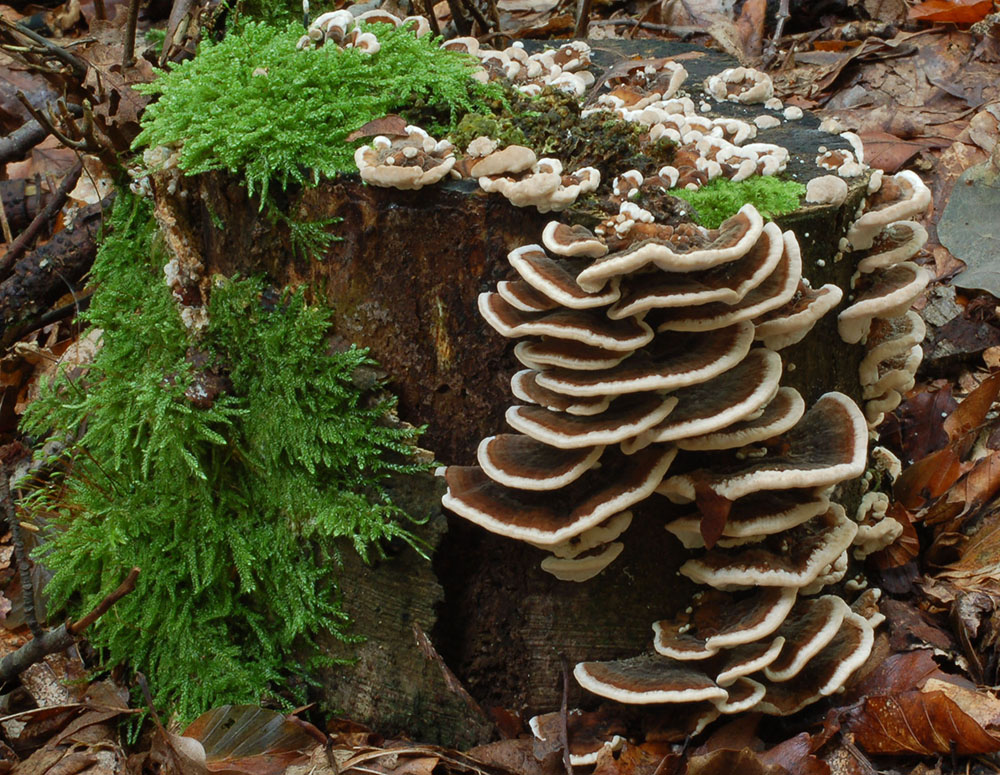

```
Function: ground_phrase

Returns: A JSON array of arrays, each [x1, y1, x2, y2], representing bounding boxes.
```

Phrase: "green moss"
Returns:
[[672, 176, 806, 229], [23, 193, 425, 721], [134, 22, 503, 198]]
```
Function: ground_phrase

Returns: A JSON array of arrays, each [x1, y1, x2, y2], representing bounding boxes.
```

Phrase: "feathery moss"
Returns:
[[133, 22, 502, 199], [672, 176, 806, 228], [23, 193, 425, 720]]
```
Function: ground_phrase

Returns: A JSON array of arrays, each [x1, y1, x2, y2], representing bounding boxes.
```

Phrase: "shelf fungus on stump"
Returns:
[[431, 43, 936, 730], [837, 169, 933, 426]]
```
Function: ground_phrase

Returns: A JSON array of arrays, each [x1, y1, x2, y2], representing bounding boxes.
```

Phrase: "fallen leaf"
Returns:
[[734, 0, 765, 60], [893, 444, 965, 509], [908, 0, 994, 23], [813, 40, 863, 51], [345, 115, 409, 143], [687, 748, 784, 775], [859, 131, 947, 172], [759, 733, 829, 775], [940, 161, 1000, 298], [849, 689, 1000, 755], [182, 706, 321, 775], [944, 371, 1000, 441]]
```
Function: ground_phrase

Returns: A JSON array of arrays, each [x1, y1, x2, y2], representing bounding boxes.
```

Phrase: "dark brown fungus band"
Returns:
[[441, 446, 676, 546], [574, 654, 728, 704], [675, 387, 805, 452], [534, 321, 755, 398], [514, 339, 632, 371], [606, 222, 783, 318], [630, 348, 782, 449], [658, 392, 868, 503], [652, 587, 798, 658]]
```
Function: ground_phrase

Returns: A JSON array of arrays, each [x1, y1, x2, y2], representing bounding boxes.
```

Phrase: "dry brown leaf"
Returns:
[[849, 689, 1000, 755], [908, 0, 994, 23], [937, 508, 1000, 583], [345, 116, 409, 143], [734, 0, 765, 61], [181, 706, 320, 775], [860, 131, 946, 172], [944, 370, 1000, 440]]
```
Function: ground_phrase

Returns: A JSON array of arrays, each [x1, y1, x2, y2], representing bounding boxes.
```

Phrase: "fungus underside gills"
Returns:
[[672, 177, 806, 229], [134, 21, 504, 198], [22, 194, 427, 721]]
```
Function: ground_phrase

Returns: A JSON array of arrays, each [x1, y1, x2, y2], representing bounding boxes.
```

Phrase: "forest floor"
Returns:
[[2, 0, 1000, 773]]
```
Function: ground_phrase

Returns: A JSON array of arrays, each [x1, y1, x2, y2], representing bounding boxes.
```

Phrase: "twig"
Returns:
[[0, 122, 48, 167], [421, 0, 441, 36], [0, 197, 11, 246], [761, 0, 790, 69], [0, 467, 41, 637], [559, 655, 574, 775], [0, 20, 88, 79], [573, 0, 591, 39], [0, 568, 139, 685], [588, 18, 676, 31], [15, 93, 93, 153], [69, 568, 140, 635], [457, 0, 491, 35], [93, 0, 105, 21], [0, 161, 82, 276], [444, 0, 471, 35], [122, 0, 141, 67]]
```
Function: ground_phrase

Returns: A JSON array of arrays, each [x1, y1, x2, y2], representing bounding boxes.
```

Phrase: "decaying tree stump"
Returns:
[[158, 40, 872, 742]]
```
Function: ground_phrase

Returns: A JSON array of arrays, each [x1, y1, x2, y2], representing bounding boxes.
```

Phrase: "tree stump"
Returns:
[[159, 39, 871, 742]]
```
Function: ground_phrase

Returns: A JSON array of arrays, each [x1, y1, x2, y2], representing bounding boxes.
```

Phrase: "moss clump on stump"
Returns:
[[672, 175, 807, 228], [23, 194, 425, 720], [134, 21, 504, 198]]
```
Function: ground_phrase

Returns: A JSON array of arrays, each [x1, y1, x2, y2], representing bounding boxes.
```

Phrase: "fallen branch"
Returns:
[[0, 195, 112, 347], [0, 567, 140, 684]]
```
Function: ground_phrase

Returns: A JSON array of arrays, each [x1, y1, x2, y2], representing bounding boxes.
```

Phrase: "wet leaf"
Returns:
[[759, 733, 829, 775], [893, 444, 965, 509], [908, 0, 994, 23]]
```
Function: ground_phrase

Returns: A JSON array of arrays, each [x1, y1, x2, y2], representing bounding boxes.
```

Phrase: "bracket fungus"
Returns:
[[419, 38, 936, 731], [354, 126, 455, 190]]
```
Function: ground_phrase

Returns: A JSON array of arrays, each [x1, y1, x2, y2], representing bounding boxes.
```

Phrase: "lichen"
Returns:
[[672, 176, 807, 229]]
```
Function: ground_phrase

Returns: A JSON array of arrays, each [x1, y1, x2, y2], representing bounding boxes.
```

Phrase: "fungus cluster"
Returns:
[[837, 169, 932, 425], [443, 38, 595, 97], [338, 30, 937, 725], [439, 174, 894, 716], [297, 8, 429, 51], [354, 126, 455, 190]]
